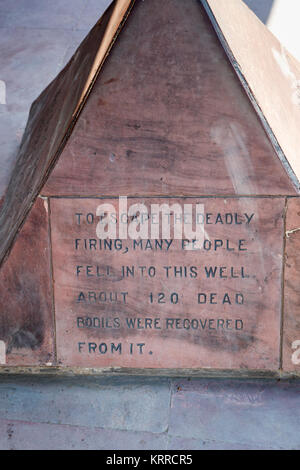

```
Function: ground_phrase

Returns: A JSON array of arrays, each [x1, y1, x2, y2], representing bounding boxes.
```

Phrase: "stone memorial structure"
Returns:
[[0, 0, 300, 377]]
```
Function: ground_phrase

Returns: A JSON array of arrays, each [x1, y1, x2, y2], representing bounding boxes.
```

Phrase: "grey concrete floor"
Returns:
[[0, 0, 300, 450], [0, 376, 299, 450]]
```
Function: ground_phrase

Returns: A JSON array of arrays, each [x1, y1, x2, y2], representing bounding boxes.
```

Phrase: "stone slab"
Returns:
[[168, 379, 300, 449], [0, 376, 170, 433], [0, 419, 167, 450], [50, 196, 284, 371], [0, 197, 54, 365], [282, 197, 300, 372]]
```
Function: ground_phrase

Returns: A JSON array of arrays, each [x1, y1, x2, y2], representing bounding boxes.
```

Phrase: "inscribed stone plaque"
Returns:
[[50, 197, 284, 370]]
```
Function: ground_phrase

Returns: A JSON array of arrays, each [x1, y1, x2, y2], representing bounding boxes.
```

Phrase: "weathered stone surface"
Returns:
[[42, 0, 295, 198], [50, 196, 284, 370], [0, 198, 54, 365], [282, 197, 300, 372], [1, 0, 300, 453], [0, 0, 297, 377]]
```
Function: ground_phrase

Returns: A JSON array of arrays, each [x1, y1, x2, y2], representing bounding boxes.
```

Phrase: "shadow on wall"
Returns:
[[243, 0, 274, 24]]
